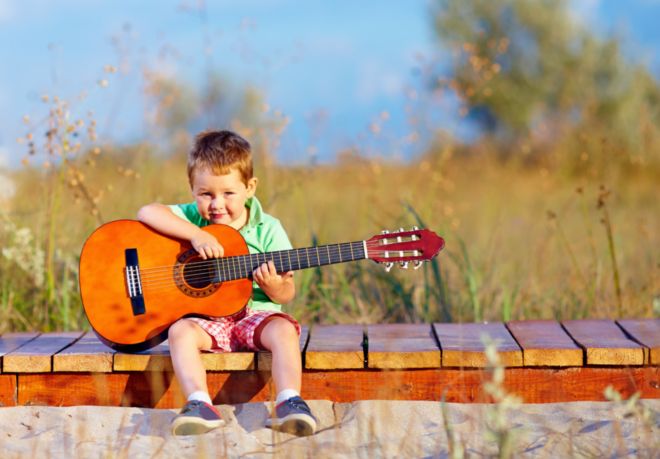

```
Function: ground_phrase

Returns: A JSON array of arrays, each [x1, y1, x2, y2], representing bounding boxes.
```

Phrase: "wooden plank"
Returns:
[[53, 331, 114, 372], [617, 319, 660, 365], [18, 371, 271, 408], [0, 332, 40, 373], [16, 366, 660, 407], [366, 324, 440, 369], [506, 320, 583, 367], [114, 340, 255, 371], [562, 320, 645, 365], [257, 326, 309, 371], [305, 325, 365, 369], [2, 332, 83, 373], [433, 322, 522, 367], [0, 374, 17, 406]]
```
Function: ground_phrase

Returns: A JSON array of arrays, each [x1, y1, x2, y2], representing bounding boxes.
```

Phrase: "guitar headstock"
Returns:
[[366, 227, 445, 272]]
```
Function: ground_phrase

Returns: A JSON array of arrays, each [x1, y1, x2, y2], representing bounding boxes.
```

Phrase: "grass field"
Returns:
[[1, 136, 657, 332]]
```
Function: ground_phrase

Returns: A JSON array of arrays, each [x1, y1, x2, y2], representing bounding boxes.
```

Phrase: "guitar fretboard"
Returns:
[[211, 241, 367, 282]]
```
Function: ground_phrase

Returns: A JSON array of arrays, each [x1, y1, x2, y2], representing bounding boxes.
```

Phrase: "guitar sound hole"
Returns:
[[182, 261, 215, 289]]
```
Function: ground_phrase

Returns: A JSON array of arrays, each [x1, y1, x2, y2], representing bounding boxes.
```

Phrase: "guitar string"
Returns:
[[137, 251, 404, 294], [130, 234, 421, 281], [131, 243, 397, 290], [136, 244, 367, 281], [136, 246, 376, 293], [134, 242, 374, 279], [137, 256, 420, 293], [136, 245, 381, 289], [135, 243, 366, 276]]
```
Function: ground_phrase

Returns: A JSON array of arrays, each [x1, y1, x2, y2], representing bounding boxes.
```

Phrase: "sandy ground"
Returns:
[[0, 400, 658, 458]]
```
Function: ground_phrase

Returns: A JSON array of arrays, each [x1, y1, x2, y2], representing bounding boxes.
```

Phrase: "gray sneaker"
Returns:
[[265, 396, 317, 436], [171, 400, 225, 435]]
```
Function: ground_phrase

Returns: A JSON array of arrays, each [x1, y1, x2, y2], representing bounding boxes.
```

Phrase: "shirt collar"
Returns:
[[243, 196, 264, 231]]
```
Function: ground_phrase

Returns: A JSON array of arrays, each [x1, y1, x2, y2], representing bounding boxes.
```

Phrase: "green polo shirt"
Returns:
[[169, 196, 293, 312]]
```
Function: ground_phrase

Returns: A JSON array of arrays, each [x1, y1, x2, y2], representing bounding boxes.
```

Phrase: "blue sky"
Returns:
[[1, 0, 659, 167]]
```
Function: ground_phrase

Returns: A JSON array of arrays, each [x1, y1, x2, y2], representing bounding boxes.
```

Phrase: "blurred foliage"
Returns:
[[431, 0, 660, 171]]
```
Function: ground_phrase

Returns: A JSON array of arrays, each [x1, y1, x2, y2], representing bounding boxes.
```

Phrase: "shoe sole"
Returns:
[[171, 417, 225, 436], [268, 413, 316, 436]]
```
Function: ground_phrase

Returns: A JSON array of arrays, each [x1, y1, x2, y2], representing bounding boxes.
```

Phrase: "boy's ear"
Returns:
[[246, 177, 258, 197]]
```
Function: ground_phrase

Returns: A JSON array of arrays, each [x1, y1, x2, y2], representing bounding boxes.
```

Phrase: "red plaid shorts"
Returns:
[[186, 307, 300, 353]]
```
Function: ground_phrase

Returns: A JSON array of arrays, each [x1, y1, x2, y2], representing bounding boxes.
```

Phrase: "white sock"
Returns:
[[276, 389, 300, 405], [188, 391, 213, 405]]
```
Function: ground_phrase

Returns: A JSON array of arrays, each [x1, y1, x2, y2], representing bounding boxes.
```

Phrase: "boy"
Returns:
[[137, 130, 317, 436]]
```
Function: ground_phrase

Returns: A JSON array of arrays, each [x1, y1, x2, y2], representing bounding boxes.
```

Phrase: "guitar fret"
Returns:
[[205, 239, 370, 283], [214, 258, 221, 282]]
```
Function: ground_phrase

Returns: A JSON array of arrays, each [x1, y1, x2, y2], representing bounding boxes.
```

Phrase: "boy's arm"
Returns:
[[253, 261, 296, 304], [137, 203, 224, 259]]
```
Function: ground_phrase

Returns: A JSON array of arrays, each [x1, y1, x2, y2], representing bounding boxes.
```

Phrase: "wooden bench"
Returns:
[[0, 319, 658, 408]]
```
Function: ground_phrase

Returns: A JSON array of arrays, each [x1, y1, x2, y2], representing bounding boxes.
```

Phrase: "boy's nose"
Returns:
[[211, 197, 223, 209]]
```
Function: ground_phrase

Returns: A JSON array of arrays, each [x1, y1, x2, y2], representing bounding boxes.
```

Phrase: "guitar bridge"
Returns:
[[125, 248, 146, 315]]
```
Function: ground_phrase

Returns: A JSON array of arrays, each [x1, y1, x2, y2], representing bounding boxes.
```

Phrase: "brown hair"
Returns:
[[187, 130, 253, 186]]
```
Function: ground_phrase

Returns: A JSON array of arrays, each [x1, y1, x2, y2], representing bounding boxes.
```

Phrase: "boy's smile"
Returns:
[[192, 167, 257, 230]]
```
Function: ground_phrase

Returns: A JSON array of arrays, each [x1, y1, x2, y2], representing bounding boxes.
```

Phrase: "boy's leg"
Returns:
[[254, 317, 301, 393], [255, 317, 317, 436], [168, 318, 224, 435], [168, 318, 213, 397]]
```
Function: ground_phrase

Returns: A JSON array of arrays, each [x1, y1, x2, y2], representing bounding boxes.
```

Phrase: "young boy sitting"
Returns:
[[137, 130, 317, 436]]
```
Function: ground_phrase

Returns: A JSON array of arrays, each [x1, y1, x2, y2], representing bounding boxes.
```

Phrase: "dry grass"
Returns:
[[1, 139, 658, 332]]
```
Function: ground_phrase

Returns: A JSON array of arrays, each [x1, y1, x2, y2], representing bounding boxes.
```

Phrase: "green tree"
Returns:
[[431, 0, 660, 168]]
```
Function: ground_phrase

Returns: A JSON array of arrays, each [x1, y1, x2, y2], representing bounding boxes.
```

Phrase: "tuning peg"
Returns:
[[413, 260, 424, 270], [381, 229, 390, 234], [400, 261, 409, 269], [412, 226, 419, 231], [384, 262, 394, 272], [398, 227, 405, 233]]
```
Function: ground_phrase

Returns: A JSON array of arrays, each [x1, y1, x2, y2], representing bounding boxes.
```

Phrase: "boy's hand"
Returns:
[[253, 261, 295, 304], [191, 230, 224, 259]]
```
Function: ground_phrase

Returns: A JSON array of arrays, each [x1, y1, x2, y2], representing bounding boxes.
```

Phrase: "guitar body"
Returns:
[[79, 220, 252, 352]]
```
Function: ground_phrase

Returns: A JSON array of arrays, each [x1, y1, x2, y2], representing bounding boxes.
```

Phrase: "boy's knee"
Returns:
[[259, 317, 298, 348], [270, 317, 297, 334], [168, 319, 198, 342]]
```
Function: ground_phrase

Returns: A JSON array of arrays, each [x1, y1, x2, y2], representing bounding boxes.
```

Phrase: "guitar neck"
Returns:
[[212, 241, 367, 282]]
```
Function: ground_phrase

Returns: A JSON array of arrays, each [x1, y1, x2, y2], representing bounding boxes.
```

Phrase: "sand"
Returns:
[[0, 400, 658, 458]]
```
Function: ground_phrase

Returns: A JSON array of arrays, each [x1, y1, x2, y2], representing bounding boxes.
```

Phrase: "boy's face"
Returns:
[[191, 167, 257, 229]]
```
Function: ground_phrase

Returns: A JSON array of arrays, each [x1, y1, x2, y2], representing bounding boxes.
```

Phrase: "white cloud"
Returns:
[[568, 0, 601, 25], [355, 59, 405, 103], [0, 0, 15, 22]]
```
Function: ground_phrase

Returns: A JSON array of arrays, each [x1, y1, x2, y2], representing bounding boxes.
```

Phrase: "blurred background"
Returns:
[[0, 0, 658, 332]]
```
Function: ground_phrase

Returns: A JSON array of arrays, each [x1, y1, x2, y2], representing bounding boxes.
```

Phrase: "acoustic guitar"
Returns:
[[79, 220, 445, 352]]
